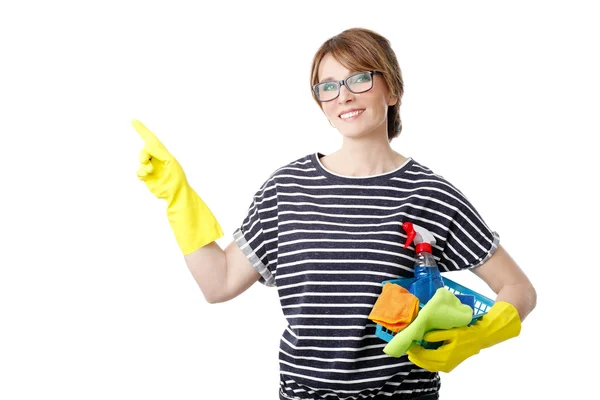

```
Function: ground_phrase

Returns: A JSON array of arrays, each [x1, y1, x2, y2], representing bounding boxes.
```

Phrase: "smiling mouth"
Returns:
[[339, 109, 365, 119]]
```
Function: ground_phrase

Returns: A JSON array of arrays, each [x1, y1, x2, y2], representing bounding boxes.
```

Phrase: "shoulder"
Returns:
[[406, 158, 470, 202], [263, 153, 316, 181], [252, 153, 315, 192], [405, 158, 453, 186], [273, 153, 314, 174], [407, 158, 446, 180]]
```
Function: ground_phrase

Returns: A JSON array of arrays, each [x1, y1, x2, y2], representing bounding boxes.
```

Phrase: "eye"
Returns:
[[353, 73, 371, 83], [323, 82, 338, 91]]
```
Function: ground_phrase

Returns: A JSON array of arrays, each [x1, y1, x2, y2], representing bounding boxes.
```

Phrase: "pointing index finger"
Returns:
[[132, 119, 158, 143], [131, 119, 171, 160]]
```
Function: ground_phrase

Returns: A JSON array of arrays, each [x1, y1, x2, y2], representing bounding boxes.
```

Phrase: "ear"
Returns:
[[388, 94, 398, 107]]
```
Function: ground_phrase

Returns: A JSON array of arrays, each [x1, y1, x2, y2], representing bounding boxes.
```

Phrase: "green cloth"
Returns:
[[383, 288, 473, 357]]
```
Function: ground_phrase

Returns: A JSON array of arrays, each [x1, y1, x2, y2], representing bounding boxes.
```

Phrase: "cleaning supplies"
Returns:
[[383, 287, 473, 357], [402, 222, 444, 305]]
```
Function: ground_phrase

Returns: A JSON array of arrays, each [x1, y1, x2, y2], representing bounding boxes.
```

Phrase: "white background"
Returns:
[[1, 0, 598, 398]]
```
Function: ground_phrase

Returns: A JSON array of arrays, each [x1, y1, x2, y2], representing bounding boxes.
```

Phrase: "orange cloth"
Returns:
[[369, 282, 420, 332]]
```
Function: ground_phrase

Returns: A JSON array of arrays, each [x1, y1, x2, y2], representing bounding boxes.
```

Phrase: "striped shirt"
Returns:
[[233, 152, 499, 400]]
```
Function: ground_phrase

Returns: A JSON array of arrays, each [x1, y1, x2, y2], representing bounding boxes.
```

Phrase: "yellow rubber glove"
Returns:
[[406, 301, 521, 373], [133, 119, 223, 255]]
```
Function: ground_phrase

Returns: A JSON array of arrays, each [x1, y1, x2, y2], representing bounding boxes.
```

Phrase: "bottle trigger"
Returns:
[[402, 222, 416, 248]]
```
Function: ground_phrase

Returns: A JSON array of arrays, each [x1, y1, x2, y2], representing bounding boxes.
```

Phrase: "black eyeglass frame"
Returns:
[[312, 71, 383, 102]]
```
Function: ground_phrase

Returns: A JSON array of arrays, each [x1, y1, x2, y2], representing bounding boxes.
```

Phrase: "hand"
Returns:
[[406, 301, 521, 373], [134, 119, 187, 202], [132, 119, 223, 255]]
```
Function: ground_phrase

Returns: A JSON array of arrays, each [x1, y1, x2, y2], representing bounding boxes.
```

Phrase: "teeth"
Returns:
[[340, 110, 363, 119]]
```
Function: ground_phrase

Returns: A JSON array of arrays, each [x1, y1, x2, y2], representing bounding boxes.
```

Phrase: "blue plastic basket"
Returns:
[[374, 276, 495, 343]]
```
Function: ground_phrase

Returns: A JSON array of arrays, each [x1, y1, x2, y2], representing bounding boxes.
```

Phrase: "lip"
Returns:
[[338, 108, 365, 119]]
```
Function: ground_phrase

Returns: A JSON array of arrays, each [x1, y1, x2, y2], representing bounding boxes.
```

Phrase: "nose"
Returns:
[[337, 84, 354, 104]]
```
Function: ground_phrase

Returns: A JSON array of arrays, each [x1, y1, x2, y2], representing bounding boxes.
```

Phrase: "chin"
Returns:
[[338, 124, 376, 139]]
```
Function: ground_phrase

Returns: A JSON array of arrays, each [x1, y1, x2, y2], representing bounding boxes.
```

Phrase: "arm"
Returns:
[[470, 244, 537, 321], [406, 244, 536, 372], [184, 240, 261, 304], [132, 119, 260, 303]]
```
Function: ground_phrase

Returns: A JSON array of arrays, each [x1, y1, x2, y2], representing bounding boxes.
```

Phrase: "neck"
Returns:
[[322, 134, 406, 177]]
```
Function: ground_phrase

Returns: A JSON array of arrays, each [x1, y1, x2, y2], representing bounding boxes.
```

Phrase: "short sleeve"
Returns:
[[437, 185, 500, 272], [233, 179, 278, 287]]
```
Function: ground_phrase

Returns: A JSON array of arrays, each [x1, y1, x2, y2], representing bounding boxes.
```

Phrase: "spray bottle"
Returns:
[[402, 222, 445, 305]]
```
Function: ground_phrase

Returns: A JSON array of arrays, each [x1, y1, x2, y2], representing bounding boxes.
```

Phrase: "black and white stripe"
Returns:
[[234, 152, 499, 400]]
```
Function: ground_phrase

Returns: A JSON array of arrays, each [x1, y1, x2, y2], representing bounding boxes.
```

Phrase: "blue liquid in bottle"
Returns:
[[410, 249, 445, 305]]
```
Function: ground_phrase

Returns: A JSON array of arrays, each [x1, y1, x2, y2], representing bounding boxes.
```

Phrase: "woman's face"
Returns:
[[317, 53, 396, 140]]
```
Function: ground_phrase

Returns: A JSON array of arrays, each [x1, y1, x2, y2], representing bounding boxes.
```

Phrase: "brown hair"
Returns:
[[310, 28, 404, 141]]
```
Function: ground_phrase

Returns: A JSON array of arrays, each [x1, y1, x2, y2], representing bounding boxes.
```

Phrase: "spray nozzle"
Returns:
[[402, 222, 436, 252], [402, 222, 416, 248]]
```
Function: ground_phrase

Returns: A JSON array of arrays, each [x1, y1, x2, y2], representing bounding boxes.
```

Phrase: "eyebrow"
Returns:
[[318, 71, 362, 84], [316, 77, 337, 85]]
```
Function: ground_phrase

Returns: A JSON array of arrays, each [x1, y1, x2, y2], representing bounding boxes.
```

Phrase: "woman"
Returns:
[[134, 27, 536, 400]]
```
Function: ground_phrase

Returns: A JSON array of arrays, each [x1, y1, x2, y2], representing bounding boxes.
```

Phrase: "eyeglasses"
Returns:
[[312, 71, 382, 102]]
